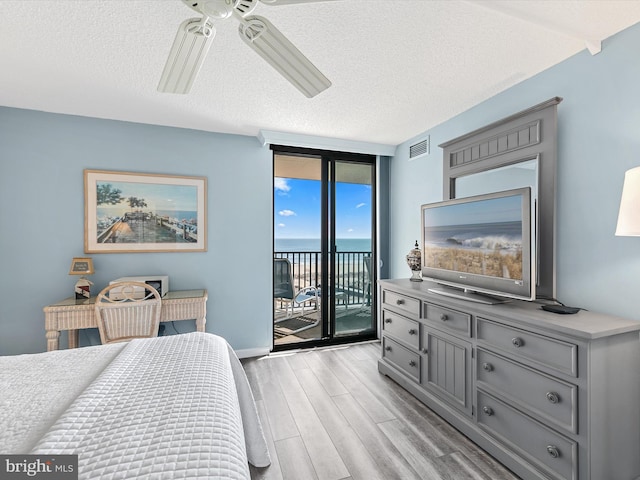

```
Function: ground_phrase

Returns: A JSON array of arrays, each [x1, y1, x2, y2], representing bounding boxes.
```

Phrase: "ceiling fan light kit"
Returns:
[[158, 0, 332, 97]]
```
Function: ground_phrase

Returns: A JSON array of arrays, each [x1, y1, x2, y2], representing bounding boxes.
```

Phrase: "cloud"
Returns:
[[356, 203, 366, 209], [348, 228, 354, 232], [274, 178, 290, 192], [278, 223, 286, 228], [279, 209, 296, 217]]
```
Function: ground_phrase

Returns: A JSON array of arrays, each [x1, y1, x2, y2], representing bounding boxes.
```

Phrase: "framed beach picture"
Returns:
[[84, 169, 207, 253]]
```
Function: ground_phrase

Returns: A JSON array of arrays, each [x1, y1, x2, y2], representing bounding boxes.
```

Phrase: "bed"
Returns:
[[0, 332, 271, 479]]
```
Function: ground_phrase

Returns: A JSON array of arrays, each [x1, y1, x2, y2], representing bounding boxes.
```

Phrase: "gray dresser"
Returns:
[[378, 279, 640, 480]]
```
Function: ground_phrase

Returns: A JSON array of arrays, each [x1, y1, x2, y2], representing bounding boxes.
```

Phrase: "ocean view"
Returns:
[[97, 208, 197, 221], [276, 238, 371, 252], [424, 221, 522, 253]]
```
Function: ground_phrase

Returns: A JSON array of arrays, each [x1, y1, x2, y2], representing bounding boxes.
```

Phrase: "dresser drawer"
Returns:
[[476, 318, 577, 377], [382, 337, 420, 382], [423, 302, 471, 337], [477, 349, 577, 434], [477, 390, 577, 480], [381, 289, 421, 318], [382, 310, 419, 349]]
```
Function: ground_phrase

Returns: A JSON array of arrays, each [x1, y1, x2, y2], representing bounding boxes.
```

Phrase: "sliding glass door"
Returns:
[[273, 148, 376, 349], [332, 161, 374, 338]]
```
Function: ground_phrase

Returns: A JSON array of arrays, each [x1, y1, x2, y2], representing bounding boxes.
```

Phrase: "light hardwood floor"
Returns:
[[242, 341, 520, 480]]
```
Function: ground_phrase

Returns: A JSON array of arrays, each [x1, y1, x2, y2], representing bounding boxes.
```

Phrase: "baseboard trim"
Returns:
[[235, 347, 271, 359]]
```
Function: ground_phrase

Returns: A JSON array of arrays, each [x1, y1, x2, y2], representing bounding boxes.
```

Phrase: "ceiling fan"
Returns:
[[158, 0, 333, 98]]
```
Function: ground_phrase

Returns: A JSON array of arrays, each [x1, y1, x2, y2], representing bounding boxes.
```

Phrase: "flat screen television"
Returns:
[[421, 187, 534, 304]]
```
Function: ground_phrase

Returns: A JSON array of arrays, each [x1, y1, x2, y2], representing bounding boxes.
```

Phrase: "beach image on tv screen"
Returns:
[[423, 195, 523, 280]]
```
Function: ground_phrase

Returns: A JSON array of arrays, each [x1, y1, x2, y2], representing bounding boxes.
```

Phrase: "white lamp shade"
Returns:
[[616, 166, 640, 236]]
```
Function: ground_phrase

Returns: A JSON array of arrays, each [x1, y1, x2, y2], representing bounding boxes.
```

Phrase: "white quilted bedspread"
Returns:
[[30, 333, 270, 479], [0, 342, 126, 453]]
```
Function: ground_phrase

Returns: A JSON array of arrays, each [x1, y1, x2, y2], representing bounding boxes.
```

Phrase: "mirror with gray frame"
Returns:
[[440, 98, 562, 300]]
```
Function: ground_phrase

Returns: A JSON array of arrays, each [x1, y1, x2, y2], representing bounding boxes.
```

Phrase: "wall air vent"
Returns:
[[409, 136, 430, 160]]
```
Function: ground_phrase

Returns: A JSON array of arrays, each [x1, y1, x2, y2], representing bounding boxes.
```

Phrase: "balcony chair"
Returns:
[[95, 281, 162, 344], [273, 258, 319, 321]]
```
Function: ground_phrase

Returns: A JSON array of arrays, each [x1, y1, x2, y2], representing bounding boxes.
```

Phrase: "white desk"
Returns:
[[44, 290, 207, 351]]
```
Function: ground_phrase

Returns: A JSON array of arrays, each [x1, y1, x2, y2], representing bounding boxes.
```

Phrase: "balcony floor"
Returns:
[[274, 304, 373, 346]]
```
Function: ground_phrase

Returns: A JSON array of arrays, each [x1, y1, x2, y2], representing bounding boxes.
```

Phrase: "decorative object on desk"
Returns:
[[69, 257, 95, 299], [406, 240, 423, 282], [616, 166, 640, 236], [84, 169, 207, 253]]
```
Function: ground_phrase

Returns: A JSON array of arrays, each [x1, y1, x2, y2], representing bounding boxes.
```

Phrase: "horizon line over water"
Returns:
[[97, 208, 197, 221], [276, 238, 371, 252]]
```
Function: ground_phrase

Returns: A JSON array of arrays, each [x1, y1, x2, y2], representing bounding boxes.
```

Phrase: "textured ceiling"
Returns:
[[1, 0, 639, 146]]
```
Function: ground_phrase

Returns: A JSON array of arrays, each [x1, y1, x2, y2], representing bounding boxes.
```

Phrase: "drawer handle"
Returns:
[[408, 329, 417, 335], [546, 392, 560, 404], [385, 346, 392, 352], [546, 445, 560, 459], [482, 406, 494, 416], [409, 360, 417, 367], [396, 299, 405, 305], [482, 362, 494, 372], [440, 313, 448, 321], [511, 337, 524, 348], [385, 318, 392, 323]]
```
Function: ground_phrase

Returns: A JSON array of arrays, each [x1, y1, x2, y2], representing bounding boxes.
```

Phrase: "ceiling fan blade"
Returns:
[[260, 0, 338, 5], [238, 15, 331, 98], [158, 17, 216, 94]]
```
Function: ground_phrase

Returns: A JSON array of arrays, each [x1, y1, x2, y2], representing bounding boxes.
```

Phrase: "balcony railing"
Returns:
[[274, 251, 372, 308]]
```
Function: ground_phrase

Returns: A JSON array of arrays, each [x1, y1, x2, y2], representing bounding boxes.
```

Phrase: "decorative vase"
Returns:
[[406, 240, 423, 282], [74, 277, 93, 299]]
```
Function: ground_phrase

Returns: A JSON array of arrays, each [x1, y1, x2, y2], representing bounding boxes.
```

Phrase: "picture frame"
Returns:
[[84, 169, 207, 253]]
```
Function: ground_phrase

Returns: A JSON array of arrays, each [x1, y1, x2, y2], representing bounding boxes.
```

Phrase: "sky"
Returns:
[[423, 193, 523, 227], [274, 177, 372, 239], [97, 181, 197, 215]]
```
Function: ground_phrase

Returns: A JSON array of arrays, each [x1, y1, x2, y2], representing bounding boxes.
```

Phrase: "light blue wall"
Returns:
[[389, 22, 640, 321], [0, 109, 273, 355], [4, 22, 640, 356]]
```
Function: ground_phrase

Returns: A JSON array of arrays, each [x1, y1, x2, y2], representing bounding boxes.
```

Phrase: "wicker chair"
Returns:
[[95, 281, 162, 344]]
